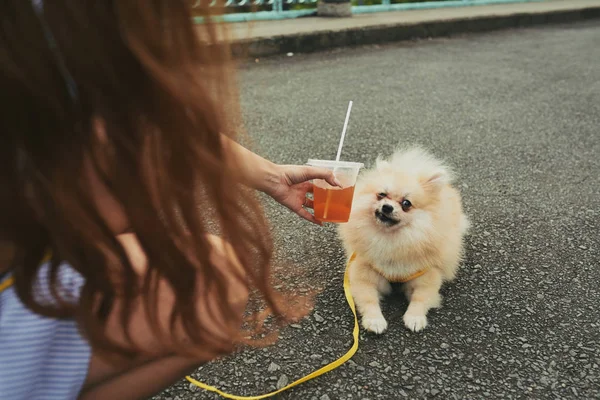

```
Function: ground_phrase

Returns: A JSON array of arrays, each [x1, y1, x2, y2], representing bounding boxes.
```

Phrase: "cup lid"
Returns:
[[307, 159, 364, 168]]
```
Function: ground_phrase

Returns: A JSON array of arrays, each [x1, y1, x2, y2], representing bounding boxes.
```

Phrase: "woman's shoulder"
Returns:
[[33, 260, 86, 306], [0, 259, 85, 306]]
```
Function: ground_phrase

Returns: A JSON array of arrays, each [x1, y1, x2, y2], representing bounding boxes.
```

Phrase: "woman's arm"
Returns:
[[80, 354, 199, 400], [220, 135, 283, 194], [101, 233, 248, 355], [221, 135, 341, 224], [80, 232, 247, 398]]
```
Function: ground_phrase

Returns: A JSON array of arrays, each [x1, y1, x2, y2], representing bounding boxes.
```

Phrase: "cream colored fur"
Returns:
[[338, 148, 469, 333]]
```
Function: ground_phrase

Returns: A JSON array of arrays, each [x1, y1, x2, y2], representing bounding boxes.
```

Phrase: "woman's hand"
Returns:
[[265, 165, 341, 225]]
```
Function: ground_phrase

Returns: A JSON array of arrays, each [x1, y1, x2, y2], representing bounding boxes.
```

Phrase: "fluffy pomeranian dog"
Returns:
[[338, 148, 469, 333]]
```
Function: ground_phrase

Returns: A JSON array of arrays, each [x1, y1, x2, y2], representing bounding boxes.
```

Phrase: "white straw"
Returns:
[[335, 101, 353, 162]]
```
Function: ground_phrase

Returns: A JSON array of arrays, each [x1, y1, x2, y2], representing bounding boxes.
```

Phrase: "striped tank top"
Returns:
[[0, 261, 90, 399]]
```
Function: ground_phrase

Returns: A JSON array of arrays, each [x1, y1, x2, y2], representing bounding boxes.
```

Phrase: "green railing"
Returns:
[[192, 0, 549, 22]]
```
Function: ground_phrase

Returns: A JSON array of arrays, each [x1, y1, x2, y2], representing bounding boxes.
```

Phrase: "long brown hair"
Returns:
[[0, 0, 282, 359]]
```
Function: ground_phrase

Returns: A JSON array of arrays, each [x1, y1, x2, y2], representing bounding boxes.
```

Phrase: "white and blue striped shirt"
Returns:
[[0, 262, 90, 399]]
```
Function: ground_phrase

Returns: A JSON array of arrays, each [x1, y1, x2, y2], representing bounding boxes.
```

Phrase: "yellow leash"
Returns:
[[185, 257, 359, 399], [0, 256, 359, 400]]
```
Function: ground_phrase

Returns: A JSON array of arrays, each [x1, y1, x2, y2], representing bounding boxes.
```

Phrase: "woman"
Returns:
[[0, 1, 337, 399]]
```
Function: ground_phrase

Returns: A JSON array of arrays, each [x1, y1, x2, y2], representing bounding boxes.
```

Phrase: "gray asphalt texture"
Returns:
[[155, 21, 600, 400]]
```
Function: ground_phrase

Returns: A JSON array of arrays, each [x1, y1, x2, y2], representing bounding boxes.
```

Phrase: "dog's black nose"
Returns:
[[382, 204, 394, 214]]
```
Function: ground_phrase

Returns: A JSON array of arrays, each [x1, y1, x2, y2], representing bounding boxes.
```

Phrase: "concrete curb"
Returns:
[[232, 6, 600, 58]]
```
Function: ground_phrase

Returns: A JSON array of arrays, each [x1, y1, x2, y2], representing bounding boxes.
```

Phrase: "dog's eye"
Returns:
[[401, 199, 412, 211], [377, 193, 387, 200]]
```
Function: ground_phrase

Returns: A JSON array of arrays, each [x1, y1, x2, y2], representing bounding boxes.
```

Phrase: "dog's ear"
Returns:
[[422, 168, 452, 189]]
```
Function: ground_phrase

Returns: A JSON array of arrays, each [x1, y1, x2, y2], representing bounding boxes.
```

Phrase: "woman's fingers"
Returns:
[[292, 166, 341, 188], [302, 197, 314, 209], [296, 207, 321, 225]]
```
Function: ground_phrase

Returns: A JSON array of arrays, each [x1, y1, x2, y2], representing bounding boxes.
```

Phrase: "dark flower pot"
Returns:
[[318, 0, 352, 17]]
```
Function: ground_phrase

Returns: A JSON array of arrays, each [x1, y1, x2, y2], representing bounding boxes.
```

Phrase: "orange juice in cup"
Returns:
[[307, 160, 363, 223]]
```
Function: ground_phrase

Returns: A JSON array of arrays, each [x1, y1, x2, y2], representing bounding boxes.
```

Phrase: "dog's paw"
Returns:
[[362, 315, 388, 334], [403, 312, 428, 332]]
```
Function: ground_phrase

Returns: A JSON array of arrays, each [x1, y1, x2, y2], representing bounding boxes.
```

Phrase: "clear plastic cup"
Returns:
[[307, 159, 364, 223]]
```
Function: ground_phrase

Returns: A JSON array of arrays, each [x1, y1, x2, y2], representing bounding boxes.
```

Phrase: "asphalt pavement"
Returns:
[[155, 20, 600, 400]]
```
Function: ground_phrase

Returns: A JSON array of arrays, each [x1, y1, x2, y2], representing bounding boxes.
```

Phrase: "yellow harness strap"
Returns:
[[0, 276, 14, 293], [0, 252, 51, 293], [348, 252, 428, 283], [186, 256, 360, 399], [384, 268, 428, 283], [0, 254, 360, 400]]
